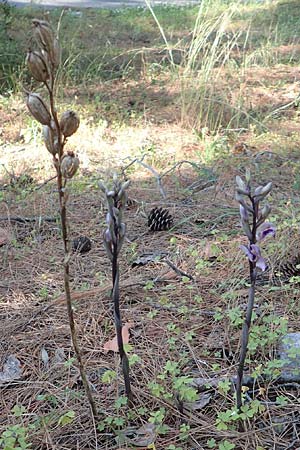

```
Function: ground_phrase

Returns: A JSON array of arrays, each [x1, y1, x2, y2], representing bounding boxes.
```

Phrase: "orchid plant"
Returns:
[[235, 170, 275, 411], [100, 175, 133, 405], [25, 19, 97, 418]]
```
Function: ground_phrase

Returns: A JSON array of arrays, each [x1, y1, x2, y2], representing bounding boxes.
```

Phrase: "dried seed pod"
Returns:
[[26, 92, 51, 125], [32, 19, 55, 55], [60, 110, 80, 137], [60, 151, 79, 179], [51, 38, 61, 69], [43, 125, 59, 155], [26, 50, 49, 82]]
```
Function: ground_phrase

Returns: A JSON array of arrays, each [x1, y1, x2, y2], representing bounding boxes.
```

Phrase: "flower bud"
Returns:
[[26, 92, 51, 125], [239, 204, 248, 222], [245, 168, 251, 184], [241, 219, 253, 241], [99, 181, 106, 193], [259, 204, 271, 222], [43, 125, 59, 155], [236, 176, 249, 195], [60, 151, 79, 179], [26, 51, 49, 82], [260, 182, 272, 197], [103, 230, 113, 261], [59, 110, 80, 137]]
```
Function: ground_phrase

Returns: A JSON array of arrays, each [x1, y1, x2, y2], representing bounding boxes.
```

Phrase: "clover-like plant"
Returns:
[[25, 19, 97, 418], [100, 175, 133, 405], [235, 171, 275, 411]]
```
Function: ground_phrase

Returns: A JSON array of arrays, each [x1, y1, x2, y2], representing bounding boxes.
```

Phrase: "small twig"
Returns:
[[122, 155, 166, 198], [136, 159, 166, 199], [164, 258, 194, 280], [0, 216, 57, 223], [265, 94, 300, 120], [160, 160, 204, 179], [34, 175, 57, 191]]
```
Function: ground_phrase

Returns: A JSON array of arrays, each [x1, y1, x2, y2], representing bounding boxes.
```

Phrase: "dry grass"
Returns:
[[1, 141, 300, 448]]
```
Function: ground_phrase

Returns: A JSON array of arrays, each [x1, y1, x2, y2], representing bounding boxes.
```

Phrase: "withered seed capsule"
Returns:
[[60, 151, 80, 179], [43, 125, 59, 155], [60, 110, 80, 137], [51, 38, 61, 69], [26, 93, 51, 125], [32, 19, 55, 55], [26, 51, 49, 82]]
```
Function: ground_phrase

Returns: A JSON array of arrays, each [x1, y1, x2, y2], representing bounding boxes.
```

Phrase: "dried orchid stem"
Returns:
[[49, 77, 98, 422], [25, 19, 97, 419]]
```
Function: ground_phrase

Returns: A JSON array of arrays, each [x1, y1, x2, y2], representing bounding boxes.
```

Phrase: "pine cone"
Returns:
[[72, 236, 92, 254], [148, 207, 173, 232]]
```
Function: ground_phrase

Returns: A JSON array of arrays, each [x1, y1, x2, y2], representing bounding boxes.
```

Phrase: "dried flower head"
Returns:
[[60, 110, 80, 137], [32, 19, 61, 69], [26, 92, 51, 126], [43, 125, 59, 155], [51, 38, 61, 69], [61, 151, 80, 179], [26, 50, 49, 82]]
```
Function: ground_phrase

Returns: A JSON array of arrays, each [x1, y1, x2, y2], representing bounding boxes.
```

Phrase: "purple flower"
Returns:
[[240, 244, 266, 271], [256, 222, 276, 242]]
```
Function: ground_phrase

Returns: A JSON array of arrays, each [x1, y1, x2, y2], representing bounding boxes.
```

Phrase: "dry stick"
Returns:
[[0, 216, 57, 223], [121, 155, 166, 199], [47, 84, 98, 419]]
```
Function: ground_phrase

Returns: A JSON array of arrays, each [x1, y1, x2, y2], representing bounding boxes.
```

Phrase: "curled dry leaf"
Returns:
[[0, 355, 22, 385], [118, 423, 157, 448], [103, 322, 134, 353], [183, 392, 212, 412]]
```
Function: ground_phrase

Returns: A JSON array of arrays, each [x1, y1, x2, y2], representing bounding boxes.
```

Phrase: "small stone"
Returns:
[[278, 332, 300, 382], [72, 236, 92, 254]]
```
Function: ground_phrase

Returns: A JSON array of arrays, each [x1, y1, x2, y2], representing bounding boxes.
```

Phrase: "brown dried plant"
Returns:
[[25, 19, 97, 418]]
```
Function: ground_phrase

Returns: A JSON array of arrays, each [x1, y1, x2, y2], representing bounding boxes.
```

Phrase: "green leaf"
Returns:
[[207, 438, 217, 448], [114, 395, 128, 409], [58, 410, 75, 427], [219, 440, 235, 450], [12, 405, 26, 418]]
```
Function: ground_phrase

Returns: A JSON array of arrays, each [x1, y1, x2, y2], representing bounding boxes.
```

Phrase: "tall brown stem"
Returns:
[[48, 86, 98, 419]]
